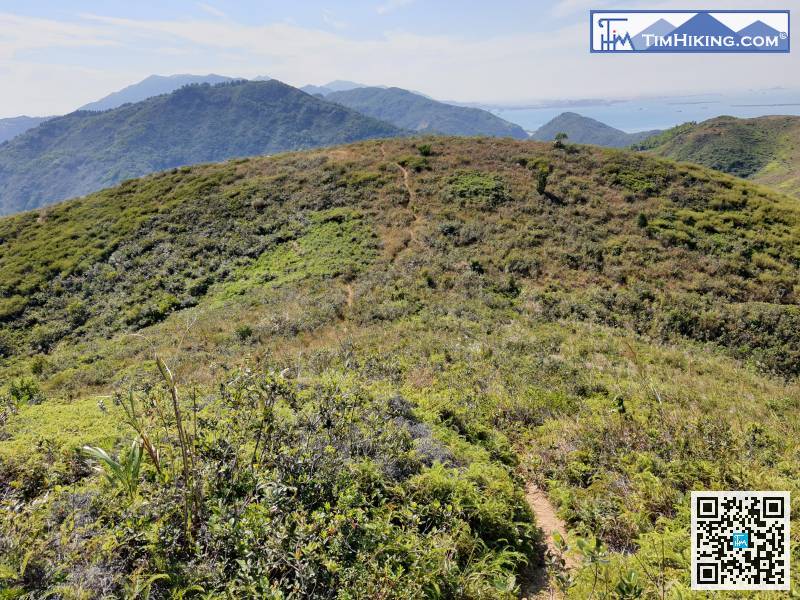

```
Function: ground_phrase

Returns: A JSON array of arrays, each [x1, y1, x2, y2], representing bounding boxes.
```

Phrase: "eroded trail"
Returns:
[[345, 283, 354, 309], [526, 483, 575, 567], [521, 483, 577, 599], [396, 161, 416, 204], [381, 143, 423, 252], [395, 162, 422, 245]]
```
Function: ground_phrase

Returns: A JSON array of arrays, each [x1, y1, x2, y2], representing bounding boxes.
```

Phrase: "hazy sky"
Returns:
[[0, 0, 796, 117]]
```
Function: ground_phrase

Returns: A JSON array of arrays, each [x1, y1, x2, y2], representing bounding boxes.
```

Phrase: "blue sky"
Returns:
[[0, 0, 796, 117]]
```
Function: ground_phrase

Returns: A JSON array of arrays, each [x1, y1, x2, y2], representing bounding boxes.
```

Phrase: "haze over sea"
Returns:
[[489, 87, 800, 133]]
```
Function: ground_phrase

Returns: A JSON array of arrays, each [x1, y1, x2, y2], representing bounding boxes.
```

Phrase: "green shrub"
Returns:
[[66, 300, 89, 326], [447, 170, 510, 209], [7, 378, 44, 407], [398, 155, 430, 172], [234, 324, 253, 341], [345, 170, 382, 187], [536, 163, 551, 195], [0, 370, 538, 598]]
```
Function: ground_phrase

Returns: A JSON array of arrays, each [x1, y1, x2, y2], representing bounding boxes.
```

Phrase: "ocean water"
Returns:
[[490, 88, 800, 133]]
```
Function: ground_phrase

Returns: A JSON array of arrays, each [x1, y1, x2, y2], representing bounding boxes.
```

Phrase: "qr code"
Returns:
[[691, 491, 790, 590]]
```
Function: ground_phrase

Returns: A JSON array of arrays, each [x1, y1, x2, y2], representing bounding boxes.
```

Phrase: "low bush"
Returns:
[[0, 367, 539, 598], [447, 170, 510, 210]]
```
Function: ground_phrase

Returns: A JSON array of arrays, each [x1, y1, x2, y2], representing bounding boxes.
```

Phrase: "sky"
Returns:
[[0, 0, 797, 117]]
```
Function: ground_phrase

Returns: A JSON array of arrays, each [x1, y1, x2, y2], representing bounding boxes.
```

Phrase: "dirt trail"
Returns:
[[521, 483, 578, 599], [396, 162, 416, 204], [396, 162, 421, 245], [345, 283, 354, 309], [526, 483, 576, 567], [380, 143, 422, 249]]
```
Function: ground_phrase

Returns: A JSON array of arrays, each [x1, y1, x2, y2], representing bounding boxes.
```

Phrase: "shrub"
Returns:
[[37, 370, 538, 598], [398, 155, 430, 172], [7, 378, 44, 407], [536, 163, 551, 195], [234, 324, 253, 341], [447, 170, 510, 209], [30, 355, 47, 376], [66, 299, 89, 326]]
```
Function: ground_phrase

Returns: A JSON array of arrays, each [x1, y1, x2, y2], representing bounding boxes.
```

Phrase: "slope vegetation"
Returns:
[[327, 86, 529, 139], [636, 115, 800, 197], [0, 138, 798, 598], [0, 80, 402, 215]]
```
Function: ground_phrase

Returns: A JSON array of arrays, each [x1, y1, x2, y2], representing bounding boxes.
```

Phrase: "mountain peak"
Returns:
[[532, 112, 660, 147], [323, 80, 368, 92], [79, 73, 237, 112]]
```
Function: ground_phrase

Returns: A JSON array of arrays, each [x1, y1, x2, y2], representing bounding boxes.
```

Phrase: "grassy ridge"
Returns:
[[0, 137, 798, 597], [2, 137, 797, 376], [635, 115, 800, 198]]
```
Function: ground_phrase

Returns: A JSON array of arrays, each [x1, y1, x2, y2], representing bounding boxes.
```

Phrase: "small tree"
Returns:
[[553, 132, 568, 149], [536, 161, 552, 195], [417, 144, 433, 157]]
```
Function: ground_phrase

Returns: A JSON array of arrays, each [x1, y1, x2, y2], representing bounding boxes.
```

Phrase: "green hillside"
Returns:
[[0, 137, 798, 598], [326, 87, 529, 139], [532, 112, 659, 148], [0, 80, 402, 215], [635, 115, 800, 198]]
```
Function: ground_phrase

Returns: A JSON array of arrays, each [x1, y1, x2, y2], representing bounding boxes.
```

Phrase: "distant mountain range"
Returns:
[[0, 77, 541, 214], [78, 73, 242, 111], [0, 75, 246, 143], [301, 80, 371, 97], [301, 85, 334, 96], [635, 115, 800, 197], [300, 80, 367, 96], [0, 116, 51, 144], [326, 87, 528, 139], [0, 80, 402, 215], [3, 72, 796, 216], [531, 112, 660, 147], [0, 76, 510, 145]]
